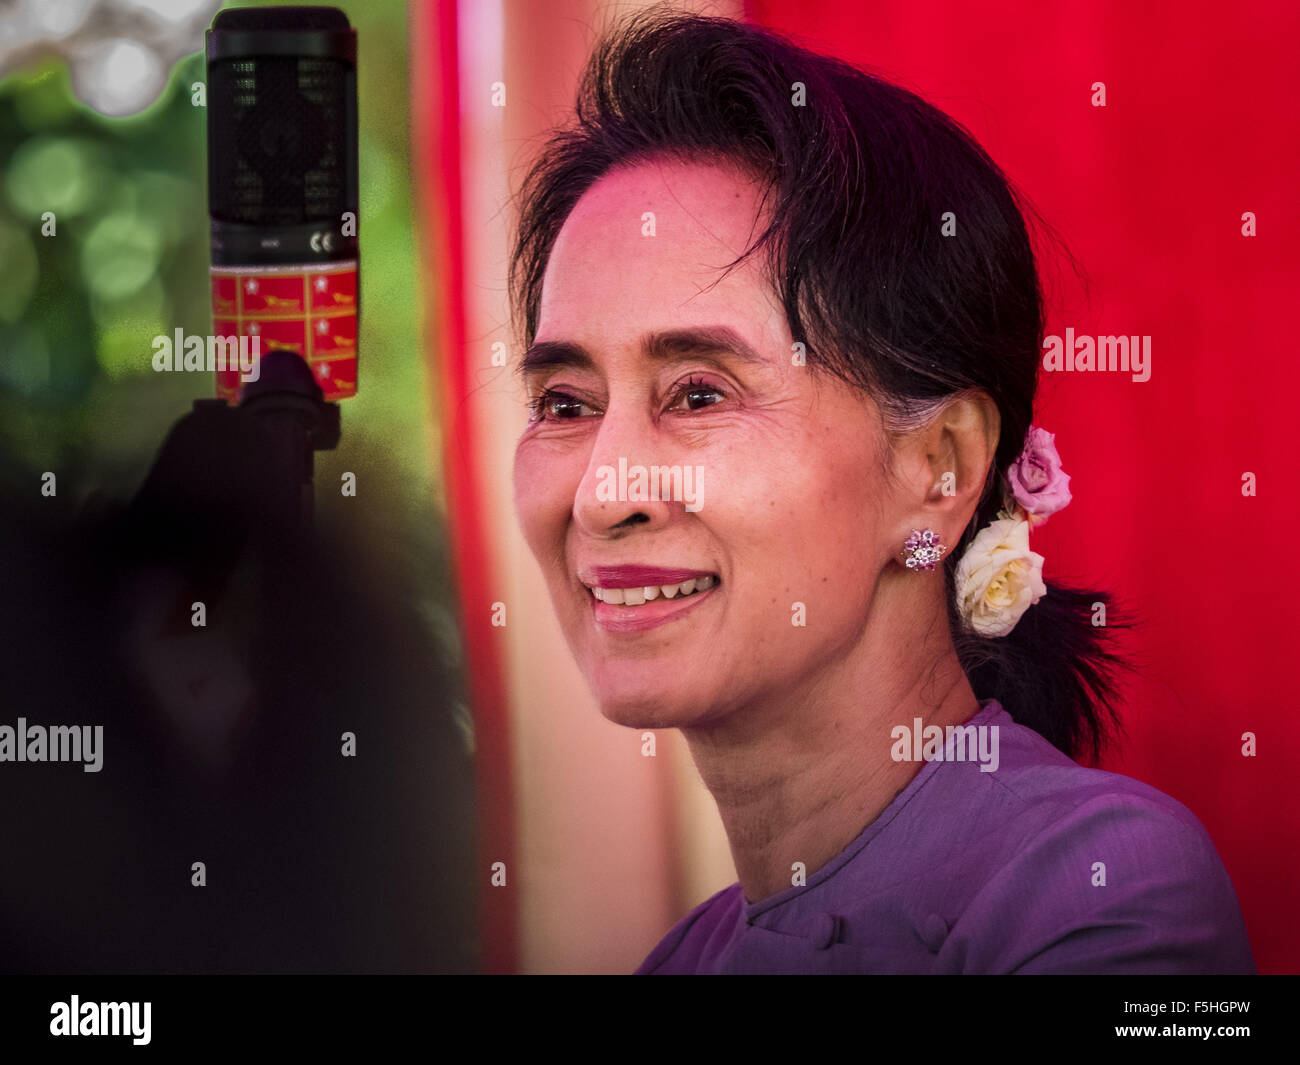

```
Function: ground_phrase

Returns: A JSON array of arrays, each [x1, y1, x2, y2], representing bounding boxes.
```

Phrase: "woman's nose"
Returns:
[[572, 407, 677, 538]]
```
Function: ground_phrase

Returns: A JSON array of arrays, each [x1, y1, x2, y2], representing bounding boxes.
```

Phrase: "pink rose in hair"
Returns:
[[1005, 427, 1071, 524]]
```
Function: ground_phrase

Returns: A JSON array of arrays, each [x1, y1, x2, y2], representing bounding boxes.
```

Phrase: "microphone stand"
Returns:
[[239, 350, 341, 536], [188, 351, 341, 539]]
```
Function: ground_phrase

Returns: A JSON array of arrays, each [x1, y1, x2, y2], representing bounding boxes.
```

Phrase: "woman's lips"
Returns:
[[579, 565, 720, 634], [585, 565, 714, 587]]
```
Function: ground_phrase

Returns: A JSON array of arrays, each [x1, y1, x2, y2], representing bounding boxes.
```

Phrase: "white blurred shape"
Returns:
[[34, 0, 97, 37], [75, 37, 163, 116], [0, 0, 222, 116], [118, 0, 212, 23]]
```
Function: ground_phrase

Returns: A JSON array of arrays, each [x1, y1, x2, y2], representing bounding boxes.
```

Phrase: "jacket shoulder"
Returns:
[[635, 883, 744, 974]]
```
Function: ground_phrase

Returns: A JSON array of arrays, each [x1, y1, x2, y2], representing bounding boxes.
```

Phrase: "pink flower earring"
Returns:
[[904, 529, 944, 571]]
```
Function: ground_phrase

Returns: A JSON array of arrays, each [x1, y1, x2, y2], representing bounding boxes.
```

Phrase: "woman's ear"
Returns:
[[894, 391, 1000, 544]]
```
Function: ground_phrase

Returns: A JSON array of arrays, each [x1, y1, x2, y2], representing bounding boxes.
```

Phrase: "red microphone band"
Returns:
[[211, 260, 358, 402]]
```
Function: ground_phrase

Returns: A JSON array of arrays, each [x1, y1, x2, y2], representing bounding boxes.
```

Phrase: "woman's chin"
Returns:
[[590, 684, 699, 731]]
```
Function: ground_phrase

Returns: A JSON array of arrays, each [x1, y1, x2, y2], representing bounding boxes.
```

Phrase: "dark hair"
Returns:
[[510, 12, 1129, 763]]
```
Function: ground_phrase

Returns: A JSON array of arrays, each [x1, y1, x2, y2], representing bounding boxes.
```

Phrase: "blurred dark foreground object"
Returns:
[[0, 411, 476, 972]]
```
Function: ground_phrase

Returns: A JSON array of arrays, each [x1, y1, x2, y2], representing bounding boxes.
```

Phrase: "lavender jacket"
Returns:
[[637, 701, 1255, 974]]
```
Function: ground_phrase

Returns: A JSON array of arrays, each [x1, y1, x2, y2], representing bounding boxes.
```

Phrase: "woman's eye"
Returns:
[[528, 389, 596, 422], [527, 379, 724, 422], [671, 378, 725, 411]]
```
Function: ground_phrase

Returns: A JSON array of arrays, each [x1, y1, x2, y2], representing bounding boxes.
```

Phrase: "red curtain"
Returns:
[[746, 0, 1299, 973]]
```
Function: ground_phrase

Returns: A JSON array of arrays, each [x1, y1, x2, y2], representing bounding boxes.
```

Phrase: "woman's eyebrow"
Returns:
[[646, 326, 766, 366], [520, 326, 765, 378], [518, 339, 591, 377]]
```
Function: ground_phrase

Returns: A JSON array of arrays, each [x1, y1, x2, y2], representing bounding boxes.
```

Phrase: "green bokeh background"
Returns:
[[0, 1, 438, 496], [0, 0, 474, 968], [0, 0, 459, 649]]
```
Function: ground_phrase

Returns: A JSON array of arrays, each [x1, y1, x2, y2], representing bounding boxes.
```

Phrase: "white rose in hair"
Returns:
[[954, 517, 1046, 637]]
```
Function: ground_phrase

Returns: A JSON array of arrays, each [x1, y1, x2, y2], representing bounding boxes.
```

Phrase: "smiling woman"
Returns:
[[508, 12, 1255, 974]]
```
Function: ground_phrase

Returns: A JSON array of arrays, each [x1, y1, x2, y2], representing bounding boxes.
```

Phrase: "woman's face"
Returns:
[[514, 159, 900, 730]]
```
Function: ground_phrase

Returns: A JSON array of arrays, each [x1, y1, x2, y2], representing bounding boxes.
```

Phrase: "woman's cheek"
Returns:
[[514, 444, 565, 547]]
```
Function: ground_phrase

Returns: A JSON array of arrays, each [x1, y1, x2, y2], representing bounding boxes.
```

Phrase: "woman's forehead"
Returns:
[[538, 159, 779, 342]]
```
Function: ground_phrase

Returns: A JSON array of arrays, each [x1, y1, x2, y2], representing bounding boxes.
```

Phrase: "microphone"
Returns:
[[205, 6, 359, 404]]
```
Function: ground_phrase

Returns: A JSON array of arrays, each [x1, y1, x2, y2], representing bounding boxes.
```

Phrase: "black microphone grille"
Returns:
[[206, 7, 357, 228], [208, 57, 349, 225]]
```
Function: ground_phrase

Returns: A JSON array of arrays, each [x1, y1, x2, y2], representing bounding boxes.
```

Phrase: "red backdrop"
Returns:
[[744, 0, 1299, 973]]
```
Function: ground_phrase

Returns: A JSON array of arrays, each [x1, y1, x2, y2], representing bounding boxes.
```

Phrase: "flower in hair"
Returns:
[[954, 517, 1047, 637], [1004, 426, 1071, 526]]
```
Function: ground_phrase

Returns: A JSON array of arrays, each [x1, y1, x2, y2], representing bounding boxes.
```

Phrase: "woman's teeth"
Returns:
[[591, 575, 716, 605]]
